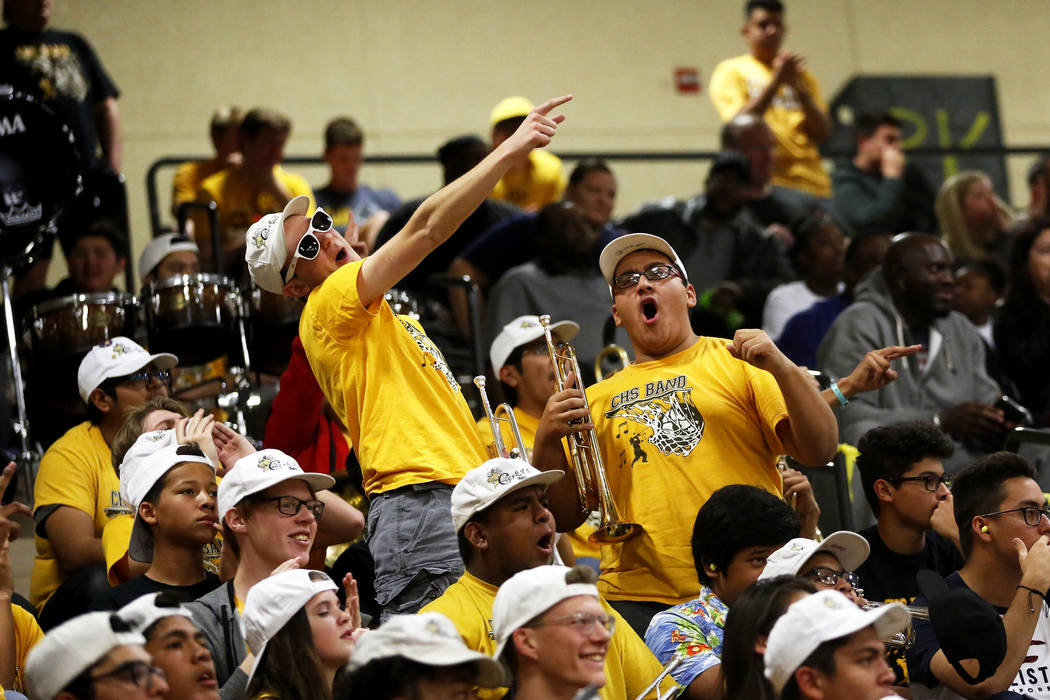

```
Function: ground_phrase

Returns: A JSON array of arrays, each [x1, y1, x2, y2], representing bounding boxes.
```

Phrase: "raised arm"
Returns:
[[356, 95, 572, 306]]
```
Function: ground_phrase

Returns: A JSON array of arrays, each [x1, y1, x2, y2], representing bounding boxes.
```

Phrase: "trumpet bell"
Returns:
[[589, 521, 642, 544]]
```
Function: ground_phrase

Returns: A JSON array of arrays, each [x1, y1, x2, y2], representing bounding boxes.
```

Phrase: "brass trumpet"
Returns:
[[594, 343, 630, 382], [539, 315, 641, 544], [861, 602, 929, 650], [474, 376, 529, 462], [632, 653, 682, 700]]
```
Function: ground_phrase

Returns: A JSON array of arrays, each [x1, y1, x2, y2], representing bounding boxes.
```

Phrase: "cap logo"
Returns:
[[824, 597, 844, 610], [146, 430, 166, 442], [789, 542, 806, 551], [486, 465, 535, 488], [251, 214, 279, 249], [519, 320, 537, 329], [256, 455, 292, 472]]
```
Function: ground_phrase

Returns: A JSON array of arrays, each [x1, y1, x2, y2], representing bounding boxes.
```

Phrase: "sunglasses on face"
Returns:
[[284, 208, 333, 283], [113, 368, 171, 386]]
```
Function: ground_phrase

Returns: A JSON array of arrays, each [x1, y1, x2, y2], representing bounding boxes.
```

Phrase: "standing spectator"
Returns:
[[488, 96, 567, 211], [935, 170, 1015, 267], [315, 117, 401, 249], [833, 111, 936, 236], [171, 107, 242, 217], [709, 0, 831, 198]]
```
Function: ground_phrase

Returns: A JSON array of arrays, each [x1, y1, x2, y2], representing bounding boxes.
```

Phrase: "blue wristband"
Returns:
[[830, 381, 848, 407]]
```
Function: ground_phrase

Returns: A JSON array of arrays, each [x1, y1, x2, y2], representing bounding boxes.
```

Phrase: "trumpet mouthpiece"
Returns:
[[474, 376, 486, 389]]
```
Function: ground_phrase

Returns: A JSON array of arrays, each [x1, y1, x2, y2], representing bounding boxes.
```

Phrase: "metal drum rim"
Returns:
[[143, 272, 236, 296], [30, 291, 135, 317]]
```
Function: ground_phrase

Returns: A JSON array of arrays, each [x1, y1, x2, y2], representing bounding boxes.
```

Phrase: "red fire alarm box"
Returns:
[[675, 67, 701, 94]]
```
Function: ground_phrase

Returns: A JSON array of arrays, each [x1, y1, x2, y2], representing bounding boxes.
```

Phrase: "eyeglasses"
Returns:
[[114, 368, 171, 386], [91, 660, 166, 690], [893, 473, 953, 492], [284, 208, 333, 283], [612, 263, 681, 290], [979, 505, 1050, 527], [802, 566, 860, 589], [255, 495, 325, 519], [529, 611, 616, 635]]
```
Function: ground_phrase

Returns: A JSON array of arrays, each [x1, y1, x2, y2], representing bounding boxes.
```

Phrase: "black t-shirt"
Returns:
[[0, 26, 120, 168], [93, 572, 221, 611]]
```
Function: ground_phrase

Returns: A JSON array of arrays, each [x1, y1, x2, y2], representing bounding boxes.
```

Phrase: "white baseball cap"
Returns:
[[758, 531, 870, 581], [138, 232, 199, 282], [241, 569, 337, 683], [597, 232, 688, 288], [217, 448, 335, 523], [489, 315, 579, 373], [245, 195, 310, 294], [25, 612, 146, 700], [77, 336, 178, 403], [117, 591, 195, 635], [121, 435, 215, 563], [347, 612, 508, 688], [451, 458, 564, 533], [491, 565, 601, 660], [764, 590, 909, 693]]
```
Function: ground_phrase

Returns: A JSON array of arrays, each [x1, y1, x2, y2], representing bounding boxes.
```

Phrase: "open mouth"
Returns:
[[537, 532, 554, 554], [290, 531, 312, 545], [197, 670, 217, 687], [641, 298, 659, 323], [335, 248, 349, 263]]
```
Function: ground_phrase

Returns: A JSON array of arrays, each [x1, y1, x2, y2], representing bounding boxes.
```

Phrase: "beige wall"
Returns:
[[45, 0, 1048, 284]]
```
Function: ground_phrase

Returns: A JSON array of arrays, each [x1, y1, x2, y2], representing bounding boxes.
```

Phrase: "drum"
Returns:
[[247, 283, 304, 375], [0, 91, 81, 262], [143, 273, 241, 366], [25, 292, 135, 359]]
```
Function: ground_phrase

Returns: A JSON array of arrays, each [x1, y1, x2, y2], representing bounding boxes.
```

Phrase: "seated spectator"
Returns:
[[720, 576, 817, 700], [907, 452, 1050, 700], [450, 158, 621, 293], [758, 531, 869, 606], [488, 96, 566, 211], [315, 116, 401, 250], [935, 171, 1015, 267], [195, 107, 313, 280], [32, 338, 176, 630], [764, 590, 907, 700], [138, 233, 201, 286], [994, 219, 1050, 426], [337, 612, 507, 700], [24, 611, 168, 700], [374, 134, 519, 296], [94, 437, 220, 610], [645, 484, 805, 700], [762, 210, 845, 340], [242, 569, 360, 699], [777, 230, 891, 368], [420, 458, 670, 700], [491, 565, 613, 700], [485, 203, 633, 385], [618, 151, 795, 330], [832, 111, 936, 236], [171, 107, 242, 218], [818, 233, 1005, 468], [954, 259, 1012, 394], [117, 592, 220, 700], [1023, 153, 1050, 222]]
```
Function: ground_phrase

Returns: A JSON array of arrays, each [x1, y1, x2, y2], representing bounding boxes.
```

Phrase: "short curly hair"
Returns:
[[856, 422, 954, 516]]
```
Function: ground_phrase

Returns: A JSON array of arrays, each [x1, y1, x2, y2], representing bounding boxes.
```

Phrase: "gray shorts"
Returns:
[[366, 482, 463, 622]]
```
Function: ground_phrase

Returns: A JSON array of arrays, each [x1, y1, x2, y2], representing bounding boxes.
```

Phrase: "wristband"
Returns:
[[830, 381, 848, 407], [1018, 584, 1046, 613]]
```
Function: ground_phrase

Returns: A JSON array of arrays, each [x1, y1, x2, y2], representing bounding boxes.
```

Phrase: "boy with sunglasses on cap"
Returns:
[[24, 611, 169, 700], [533, 232, 837, 635], [94, 434, 221, 610], [184, 448, 334, 695], [32, 337, 177, 630], [244, 94, 571, 621]]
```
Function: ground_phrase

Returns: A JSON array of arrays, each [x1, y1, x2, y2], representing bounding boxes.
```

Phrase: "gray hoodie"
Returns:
[[817, 269, 999, 468], [185, 581, 248, 700]]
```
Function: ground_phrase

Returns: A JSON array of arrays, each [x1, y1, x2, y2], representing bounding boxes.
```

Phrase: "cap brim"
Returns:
[[816, 531, 870, 572], [456, 469, 565, 533], [129, 515, 154, 563]]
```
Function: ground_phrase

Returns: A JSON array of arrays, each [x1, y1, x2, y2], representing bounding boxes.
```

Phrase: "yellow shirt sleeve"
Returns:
[[12, 605, 43, 695], [34, 430, 103, 519], [708, 57, 750, 121], [102, 514, 135, 586]]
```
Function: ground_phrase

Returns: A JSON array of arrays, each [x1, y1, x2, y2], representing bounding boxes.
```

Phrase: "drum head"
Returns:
[[0, 91, 82, 263]]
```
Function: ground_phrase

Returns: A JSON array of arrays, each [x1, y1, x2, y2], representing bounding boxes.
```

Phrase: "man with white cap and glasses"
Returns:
[[32, 337, 177, 630], [24, 611, 169, 700], [491, 564, 616, 700], [138, 232, 201, 285], [533, 232, 838, 634], [336, 611, 508, 699], [764, 589, 909, 700], [118, 592, 220, 700], [184, 448, 335, 696], [421, 457, 670, 699], [759, 531, 871, 606], [244, 94, 571, 620]]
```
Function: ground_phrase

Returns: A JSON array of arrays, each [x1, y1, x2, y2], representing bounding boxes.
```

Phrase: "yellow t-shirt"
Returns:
[[11, 604, 43, 695], [196, 165, 315, 252], [491, 149, 566, 212], [586, 337, 789, 605], [420, 570, 675, 700], [299, 260, 487, 495], [708, 54, 831, 198], [31, 422, 132, 609], [171, 159, 226, 212]]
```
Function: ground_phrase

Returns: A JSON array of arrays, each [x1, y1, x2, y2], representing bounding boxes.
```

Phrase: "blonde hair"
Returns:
[[935, 170, 1014, 262]]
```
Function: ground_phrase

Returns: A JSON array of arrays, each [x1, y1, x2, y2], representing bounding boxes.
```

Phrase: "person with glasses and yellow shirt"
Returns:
[[32, 337, 178, 631]]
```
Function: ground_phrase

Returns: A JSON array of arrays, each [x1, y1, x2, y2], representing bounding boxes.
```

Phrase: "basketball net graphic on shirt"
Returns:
[[605, 376, 705, 457], [399, 318, 460, 392]]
